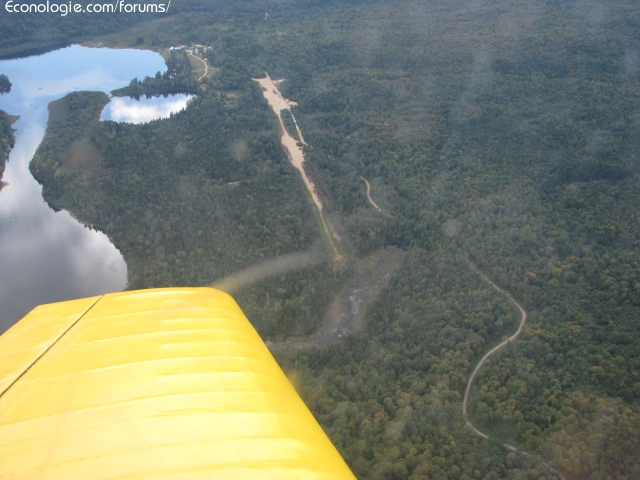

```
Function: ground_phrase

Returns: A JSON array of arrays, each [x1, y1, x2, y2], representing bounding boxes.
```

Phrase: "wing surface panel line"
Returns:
[[0, 295, 104, 400]]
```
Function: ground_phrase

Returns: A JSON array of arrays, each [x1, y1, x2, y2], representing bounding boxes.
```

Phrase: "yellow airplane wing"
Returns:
[[0, 288, 356, 479]]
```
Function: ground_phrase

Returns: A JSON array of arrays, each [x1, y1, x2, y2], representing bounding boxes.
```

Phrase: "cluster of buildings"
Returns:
[[168, 45, 211, 52]]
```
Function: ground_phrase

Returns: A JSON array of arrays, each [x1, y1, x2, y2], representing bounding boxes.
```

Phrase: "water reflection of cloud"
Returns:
[[104, 96, 192, 124], [0, 206, 126, 333], [0, 45, 167, 332], [0, 45, 167, 103]]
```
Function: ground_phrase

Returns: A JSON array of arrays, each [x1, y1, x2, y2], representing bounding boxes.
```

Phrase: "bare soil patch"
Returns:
[[253, 73, 340, 260], [268, 246, 406, 354]]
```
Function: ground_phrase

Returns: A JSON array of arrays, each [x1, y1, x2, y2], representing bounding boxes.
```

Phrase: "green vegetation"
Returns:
[[32, 86, 347, 337], [21, 0, 640, 477], [112, 50, 199, 97], [0, 74, 11, 94], [280, 109, 300, 142], [0, 0, 165, 58], [0, 109, 16, 189], [30, 91, 110, 202]]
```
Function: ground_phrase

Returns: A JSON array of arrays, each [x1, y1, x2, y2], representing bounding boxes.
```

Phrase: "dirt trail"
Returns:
[[361, 176, 382, 212], [464, 262, 566, 480], [268, 246, 406, 354], [289, 111, 307, 145], [254, 73, 339, 260], [188, 52, 210, 82]]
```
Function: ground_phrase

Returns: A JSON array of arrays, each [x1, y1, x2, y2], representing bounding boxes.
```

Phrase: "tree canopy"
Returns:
[[21, 0, 640, 477]]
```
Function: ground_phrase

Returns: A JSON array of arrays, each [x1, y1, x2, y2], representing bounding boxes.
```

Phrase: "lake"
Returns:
[[0, 45, 192, 332], [101, 94, 193, 123]]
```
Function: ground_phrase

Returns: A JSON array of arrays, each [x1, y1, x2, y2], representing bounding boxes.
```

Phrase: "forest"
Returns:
[[0, 108, 15, 189], [31, 86, 346, 338], [0, 0, 160, 58], [12, 0, 640, 478], [111, 50, 200, 97]]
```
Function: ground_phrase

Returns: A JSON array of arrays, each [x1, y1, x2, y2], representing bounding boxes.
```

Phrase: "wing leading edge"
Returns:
[[0, 288, 356, 479]]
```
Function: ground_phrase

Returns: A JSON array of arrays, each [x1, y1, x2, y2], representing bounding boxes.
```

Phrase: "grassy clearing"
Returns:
[[57, 137, 104, 180], [327, 246, 406, 334]]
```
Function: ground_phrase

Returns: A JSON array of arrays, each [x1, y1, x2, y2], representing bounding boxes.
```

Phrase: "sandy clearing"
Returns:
[[254, 73, 339, 260]]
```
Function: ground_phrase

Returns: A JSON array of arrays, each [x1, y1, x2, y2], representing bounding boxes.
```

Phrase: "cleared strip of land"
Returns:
[[188, 52, 210, 81], [254, 73, 339, 260], [268, 246, 406, 353]]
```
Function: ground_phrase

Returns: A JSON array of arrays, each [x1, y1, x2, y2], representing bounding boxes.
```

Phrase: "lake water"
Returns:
[[0, 45, 190, 332], [101, 94, 193, 124]]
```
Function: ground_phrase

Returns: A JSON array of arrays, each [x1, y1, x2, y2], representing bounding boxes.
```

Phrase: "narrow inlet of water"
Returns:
[[0, 45, 189, 332]]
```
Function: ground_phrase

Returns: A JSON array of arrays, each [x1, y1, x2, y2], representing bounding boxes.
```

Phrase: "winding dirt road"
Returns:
[[361, 176, 382, 212], [254, 73, 340, 260], [463, 263, 527, 428], [188, 52, 210, 82], [464, 262, 566, 480]]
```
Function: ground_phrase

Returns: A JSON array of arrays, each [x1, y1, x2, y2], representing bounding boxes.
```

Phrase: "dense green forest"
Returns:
[[112, 50, 199, 97], [31, 87, 346, 337], [0, 109, 16, 189], [21, 0, 640, 478], [30, 91, 110, 202], [0, 0, 162, 58]]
